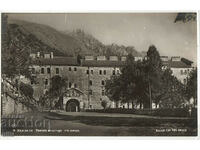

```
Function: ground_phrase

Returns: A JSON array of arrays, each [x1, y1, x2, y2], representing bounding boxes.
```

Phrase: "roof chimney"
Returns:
[[85, 56, 94, 60], [134, 56, 143, 61], [160, 56, 169, 61], [109, 56, 118, 61], [44, 53, 51, 59], [121, 56, 127, 61], [97, 56, 106, 61], [30, 53, 36, 59], [171, 56, 181, 61]]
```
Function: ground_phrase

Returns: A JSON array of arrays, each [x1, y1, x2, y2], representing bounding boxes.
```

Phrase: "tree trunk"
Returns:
[[132, 101, 134, 109], [155, 101, 157, 108], [140, 100, 142, 109], [148, 81, 152, 110], [115, 101, 118, 108]]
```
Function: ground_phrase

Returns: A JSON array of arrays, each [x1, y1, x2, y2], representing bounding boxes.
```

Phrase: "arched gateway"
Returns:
[[63, 88, 85, 112], [66, 99, 80, 112]]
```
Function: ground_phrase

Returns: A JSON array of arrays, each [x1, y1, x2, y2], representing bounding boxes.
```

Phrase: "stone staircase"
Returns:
[[1, 77, 38, 114]]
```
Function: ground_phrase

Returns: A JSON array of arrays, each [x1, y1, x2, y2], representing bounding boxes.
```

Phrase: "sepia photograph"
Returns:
[[1, 12, 197, 136]]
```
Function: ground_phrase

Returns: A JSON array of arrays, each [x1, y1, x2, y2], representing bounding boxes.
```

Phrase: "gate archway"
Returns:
[[66, 99, 80, 112]]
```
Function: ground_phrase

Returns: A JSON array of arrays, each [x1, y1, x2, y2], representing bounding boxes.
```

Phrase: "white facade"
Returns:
[[171, 67, 193, 84]]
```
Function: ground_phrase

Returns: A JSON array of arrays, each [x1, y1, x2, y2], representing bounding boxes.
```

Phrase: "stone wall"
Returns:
[[31, 64, 122, 109], [1, 94, 31, 116], [30, 62, 193, 110], [86, 66, 121, 109], [171, 68, 193, 84]]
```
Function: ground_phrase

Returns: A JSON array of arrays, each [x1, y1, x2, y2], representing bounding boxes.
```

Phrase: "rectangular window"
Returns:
[[99, 70, 102, 75], [102, 90, 105, 96], [183, 79, 187, 85], [102, 80, 105, 86], [113, 70, 115, 75], [41, 68, 44, 74], [184, 70, 187, 74], [31, 80, 34, 85], [74, 83, 77, 88], [32, 68, 35, 74], [56, 68, 59, 74], [47, 68, 51, 74], [86, 70, 89, 74], [91, 70, 93, 74], [45, 79, 48, 85], [89, 89, 93, 95], [69, 82, 72, 88], [104, 70, 106, 75], [136, 70, 140, 76], [180, 70, 183, 75], [74, 67, 77, 71], [69, 67, 71, 71]]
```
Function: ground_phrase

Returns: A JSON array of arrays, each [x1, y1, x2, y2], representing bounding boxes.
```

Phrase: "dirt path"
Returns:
[[2, 111, 197, 136], [53, 110, 191, 120]]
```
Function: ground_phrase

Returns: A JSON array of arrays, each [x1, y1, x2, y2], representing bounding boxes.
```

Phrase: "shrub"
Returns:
[[101, 100, 108, 109], [20, 82, 34, 98]]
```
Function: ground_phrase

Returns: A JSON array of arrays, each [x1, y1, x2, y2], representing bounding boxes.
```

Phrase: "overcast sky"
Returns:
[[8, 13, 197, 64]]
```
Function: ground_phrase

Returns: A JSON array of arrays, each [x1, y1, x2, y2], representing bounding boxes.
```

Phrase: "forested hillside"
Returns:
[[8, 18, 142, 57]]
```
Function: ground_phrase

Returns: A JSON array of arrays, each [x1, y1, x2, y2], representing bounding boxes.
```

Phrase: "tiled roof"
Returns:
[[81, 60, 126, 67], [31, 56, 192, 68], [181, 58, 193, 65], [31, 57, 78, 66], [163, 60, 192, 68]]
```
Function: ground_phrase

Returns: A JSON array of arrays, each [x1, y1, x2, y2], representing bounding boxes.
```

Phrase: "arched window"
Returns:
[[91, 70, 93, 74], [89, 80, 92, 86], [41, 68, 44, 74], [99, 70, 102, 75]]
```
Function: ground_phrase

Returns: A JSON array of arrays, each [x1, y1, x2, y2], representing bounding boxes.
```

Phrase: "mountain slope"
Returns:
[[6, 23, 65, 56], [8, 18, 142, 57], [8, 19, 91, 56], [68, 29, 142, 57]]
